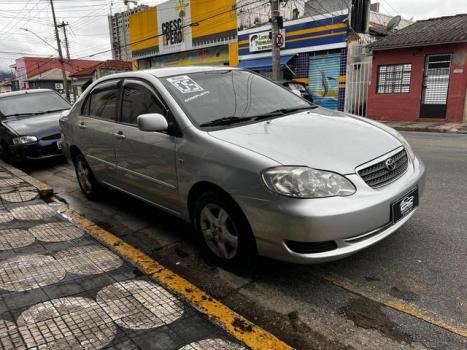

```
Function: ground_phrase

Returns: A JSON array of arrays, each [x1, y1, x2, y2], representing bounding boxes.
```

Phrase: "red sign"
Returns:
[[275, 33, 284, 48]]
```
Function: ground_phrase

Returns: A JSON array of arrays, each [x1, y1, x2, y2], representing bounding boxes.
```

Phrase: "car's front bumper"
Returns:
[[11, 139, 63, 162], [237, 156, 426, 264]]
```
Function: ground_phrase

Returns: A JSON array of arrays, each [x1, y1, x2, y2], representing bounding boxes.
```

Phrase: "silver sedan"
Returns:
[[60, 67, 425, 267]]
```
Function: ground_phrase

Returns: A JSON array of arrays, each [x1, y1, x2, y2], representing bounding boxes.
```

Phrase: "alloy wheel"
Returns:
[[76, 159, 93, 195], [199, 204, 239, 260]]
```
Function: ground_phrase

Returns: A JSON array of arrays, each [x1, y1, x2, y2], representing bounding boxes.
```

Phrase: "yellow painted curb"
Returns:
[[59, 204, 293, 350], [323, 274, 467, 338]]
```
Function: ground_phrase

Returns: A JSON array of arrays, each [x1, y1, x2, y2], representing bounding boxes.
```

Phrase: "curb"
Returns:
[[0, 160, 53, 197], [387, 125, 467, 135]]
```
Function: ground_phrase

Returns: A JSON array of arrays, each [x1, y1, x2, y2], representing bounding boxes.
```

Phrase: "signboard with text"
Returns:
[[157, 0, 193, 55], [249, 29, 285, 52]]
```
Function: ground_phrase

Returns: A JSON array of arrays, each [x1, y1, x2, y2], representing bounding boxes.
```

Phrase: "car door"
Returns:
[[77, 80, 120, 184], [113, 79, 180, 213]]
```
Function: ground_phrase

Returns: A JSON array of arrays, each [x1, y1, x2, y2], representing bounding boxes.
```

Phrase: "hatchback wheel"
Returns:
[[193, 192, 256, 269], [74, 154, 102, 200]]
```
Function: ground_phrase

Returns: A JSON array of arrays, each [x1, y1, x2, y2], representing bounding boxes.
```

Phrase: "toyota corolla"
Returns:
[[59, 67, 425, 267]]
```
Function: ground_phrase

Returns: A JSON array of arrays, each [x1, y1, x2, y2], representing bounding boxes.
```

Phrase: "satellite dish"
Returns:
[[387, 15, 402, 31]]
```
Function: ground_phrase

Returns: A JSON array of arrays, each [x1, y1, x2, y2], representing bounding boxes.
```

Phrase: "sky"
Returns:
[[0, 0, 466, 73]]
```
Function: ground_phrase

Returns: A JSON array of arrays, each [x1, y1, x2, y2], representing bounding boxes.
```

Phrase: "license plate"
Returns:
[[56, 140, 63, 150], [392, 188, 418, 223]]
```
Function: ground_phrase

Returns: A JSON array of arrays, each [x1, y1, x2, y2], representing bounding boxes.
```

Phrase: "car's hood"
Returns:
[[209, 108, 402, 174], [2, 110, 65, 139]]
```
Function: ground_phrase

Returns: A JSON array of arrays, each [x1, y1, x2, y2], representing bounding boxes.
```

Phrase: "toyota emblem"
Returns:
[[385, 158, 396, 171]]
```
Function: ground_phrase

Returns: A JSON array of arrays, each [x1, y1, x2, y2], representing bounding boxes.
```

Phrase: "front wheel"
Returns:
[[193, 192, 256, 269], [74, 154, 102, 200]]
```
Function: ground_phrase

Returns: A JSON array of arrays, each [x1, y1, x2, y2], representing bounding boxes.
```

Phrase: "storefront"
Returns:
[[238, 12, 349, 110], [129, 0, 238, 70]]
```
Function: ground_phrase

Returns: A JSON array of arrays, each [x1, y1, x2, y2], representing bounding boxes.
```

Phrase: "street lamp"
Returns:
[[20, 28, 59, 53]]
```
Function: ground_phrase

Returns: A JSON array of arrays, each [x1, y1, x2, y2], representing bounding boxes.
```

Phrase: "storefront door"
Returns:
[[420, 54, 452, 118]]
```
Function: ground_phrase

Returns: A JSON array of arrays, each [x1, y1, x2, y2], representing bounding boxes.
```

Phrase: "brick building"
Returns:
[[368, 14, 467, 123]]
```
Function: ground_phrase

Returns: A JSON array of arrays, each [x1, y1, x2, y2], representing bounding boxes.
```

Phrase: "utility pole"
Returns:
[[49, 0, 70, 100], [271, 0, 281, 81], [57, 21, 75, 100], [57, 22, 70, 60]]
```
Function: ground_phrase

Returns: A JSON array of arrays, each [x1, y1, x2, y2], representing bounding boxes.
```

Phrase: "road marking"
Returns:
[[59, 204, 292, 350], [322, 273, 467, 338]]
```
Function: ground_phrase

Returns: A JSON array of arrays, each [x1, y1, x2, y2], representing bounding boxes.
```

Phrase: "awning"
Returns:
[[238, 55, 295, 71]]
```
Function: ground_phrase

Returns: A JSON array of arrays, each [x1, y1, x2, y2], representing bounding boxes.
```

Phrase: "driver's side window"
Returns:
[[121, 83, 165, 126]]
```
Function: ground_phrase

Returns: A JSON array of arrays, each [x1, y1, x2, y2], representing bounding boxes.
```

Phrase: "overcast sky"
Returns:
[[0, 0, 466, 73]]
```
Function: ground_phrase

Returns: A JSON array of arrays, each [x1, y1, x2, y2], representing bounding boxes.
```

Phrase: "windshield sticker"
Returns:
[[167, 76, 204, 94], [184, 91, 210, 103]]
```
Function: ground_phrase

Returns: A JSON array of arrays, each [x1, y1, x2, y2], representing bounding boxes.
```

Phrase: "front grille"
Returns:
[[284, 240, 337, 254], [358, 149, 409, 188]]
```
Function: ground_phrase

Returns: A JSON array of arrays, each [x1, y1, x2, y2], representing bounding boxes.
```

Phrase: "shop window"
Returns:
[[377, 64, 412, 94]]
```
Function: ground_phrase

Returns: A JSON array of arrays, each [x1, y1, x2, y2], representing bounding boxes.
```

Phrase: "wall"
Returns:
[[367, 43, 467, 123]]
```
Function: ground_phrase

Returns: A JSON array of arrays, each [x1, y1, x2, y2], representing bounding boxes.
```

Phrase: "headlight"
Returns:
[[12, 136, 38, 145], [394, 131, 415, 161], [262, 166, 356, 199]]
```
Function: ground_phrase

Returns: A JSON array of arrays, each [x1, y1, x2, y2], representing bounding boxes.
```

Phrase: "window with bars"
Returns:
[[377, 64, 412, 94]]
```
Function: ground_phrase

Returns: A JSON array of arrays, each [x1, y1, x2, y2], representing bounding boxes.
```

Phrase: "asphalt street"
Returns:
[[29, 132, 467, 350]]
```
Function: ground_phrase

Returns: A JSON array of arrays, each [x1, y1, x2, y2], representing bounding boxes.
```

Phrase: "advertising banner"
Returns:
[[249, 29, 285, 52], [157, 0, 193, 55]]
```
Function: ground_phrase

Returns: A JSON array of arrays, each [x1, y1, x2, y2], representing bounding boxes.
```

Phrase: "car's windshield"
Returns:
[[160, 70, 314, 127], [0, 91, 70, 117]]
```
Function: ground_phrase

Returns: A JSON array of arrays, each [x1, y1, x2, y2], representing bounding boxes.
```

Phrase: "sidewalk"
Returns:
[[381, 121, 467, 134], [0, 163, 255, 350]]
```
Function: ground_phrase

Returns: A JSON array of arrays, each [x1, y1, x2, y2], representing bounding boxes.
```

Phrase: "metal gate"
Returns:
[[308, 54, 341, 110], [420, 54, 452, 118], [344, 60, 372, 117]]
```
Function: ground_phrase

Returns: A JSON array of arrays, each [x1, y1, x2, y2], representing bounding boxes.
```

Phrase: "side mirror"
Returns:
[[137, 113, 168, 132]]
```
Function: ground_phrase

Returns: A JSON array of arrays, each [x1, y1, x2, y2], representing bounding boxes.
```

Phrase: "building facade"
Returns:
[[238, 11, 349, 111], [368, 15, 467, 123], [109, 4, 149, 61], [129, 0, 238, 69]]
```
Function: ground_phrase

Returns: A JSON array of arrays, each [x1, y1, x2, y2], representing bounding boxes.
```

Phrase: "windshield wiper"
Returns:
[[200, 116, 254, 127], [251, 106, 317, 121]]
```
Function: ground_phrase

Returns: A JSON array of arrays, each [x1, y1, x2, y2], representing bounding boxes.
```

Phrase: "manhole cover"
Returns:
[[0, 210, 14, 224], [0, 320, 25, 350], [179, 339, 247, 350], [10, 204, 56, 221], [0, 178, 23, 187], [1, 191, 38, 203], [97, 280, 183, 330], [17, 297, 116, 350], [29, 222, 84, 242], [0, 254, 65, 292], [0, 229, 35, 251], [55, 245, 122, 276]]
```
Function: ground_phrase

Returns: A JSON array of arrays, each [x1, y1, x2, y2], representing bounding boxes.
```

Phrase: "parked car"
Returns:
[[60, 67, 425, 267], [0, 89, 70, 164], [278, 80, 314, 103]]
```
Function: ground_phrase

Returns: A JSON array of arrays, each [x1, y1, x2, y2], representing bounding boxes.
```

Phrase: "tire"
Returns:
[[193, 191, 256, 269], [73, 153, 103, 200]]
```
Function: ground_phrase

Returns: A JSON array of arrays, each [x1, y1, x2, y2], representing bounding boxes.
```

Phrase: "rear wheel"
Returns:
[[74, 153, 102, 200], [193, 192, 256, 269]]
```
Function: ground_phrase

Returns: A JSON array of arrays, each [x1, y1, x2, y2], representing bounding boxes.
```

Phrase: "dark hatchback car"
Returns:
[[0, 89, 70, 164]]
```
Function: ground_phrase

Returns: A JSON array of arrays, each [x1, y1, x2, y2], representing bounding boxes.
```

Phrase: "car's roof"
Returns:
[[98, 66, 239, 81], [0, 89, 54, 99]]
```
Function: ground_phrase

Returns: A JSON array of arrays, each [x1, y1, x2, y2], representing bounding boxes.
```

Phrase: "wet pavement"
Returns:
[[0, 166, 248, 350]]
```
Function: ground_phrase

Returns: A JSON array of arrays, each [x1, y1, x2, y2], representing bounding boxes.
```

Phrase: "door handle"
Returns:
[[78, 122, 86, 129], [113, 131, 126, 140]]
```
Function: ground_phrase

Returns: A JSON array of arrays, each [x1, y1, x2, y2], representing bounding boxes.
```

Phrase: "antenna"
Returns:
[[386, 15, 402, 31]]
